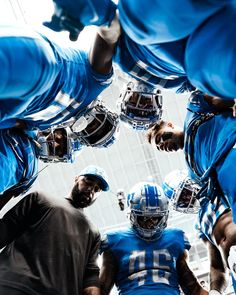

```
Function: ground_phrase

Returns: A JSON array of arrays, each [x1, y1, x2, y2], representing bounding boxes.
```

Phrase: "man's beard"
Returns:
[[70, 185, 92, 208]]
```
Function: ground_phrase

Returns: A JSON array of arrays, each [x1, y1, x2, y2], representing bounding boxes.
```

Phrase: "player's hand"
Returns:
[[97, 11, 121, 44], [43, 3, 84, 41], [146, 124, 160, 147], [44, 0, 117, 41]]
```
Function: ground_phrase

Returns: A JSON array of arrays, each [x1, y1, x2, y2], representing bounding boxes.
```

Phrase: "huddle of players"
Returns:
[[1, 0, 236, 294]]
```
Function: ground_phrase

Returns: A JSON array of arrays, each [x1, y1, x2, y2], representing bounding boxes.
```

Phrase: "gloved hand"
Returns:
[[43, 0, 117, 41]]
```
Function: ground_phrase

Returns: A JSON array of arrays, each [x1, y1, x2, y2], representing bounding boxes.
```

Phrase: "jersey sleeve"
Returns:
[[0, 118, 18, 129], [100, 230, 121, 254], [83, 232, 101, 289], [172, 228, 191, 253], [0, 192, 39, 249], [183, 231, 191, 251]]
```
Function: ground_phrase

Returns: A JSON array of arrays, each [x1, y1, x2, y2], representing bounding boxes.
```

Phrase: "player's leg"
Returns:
[[118, 0, 231, 44], [213, 210, 236, 292], [217, 147, 236, 223], [185, 4, 236, 99]]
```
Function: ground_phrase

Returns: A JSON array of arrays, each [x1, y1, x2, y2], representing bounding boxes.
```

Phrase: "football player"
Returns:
[[147, 91, 236, 223], [46, 0, 236, 99], [99, 182, 208, 295], [0, 101, 119, 208], [163, 169, 236, 293], [0, 126, 81, 209], [0, 12, 120, 134]]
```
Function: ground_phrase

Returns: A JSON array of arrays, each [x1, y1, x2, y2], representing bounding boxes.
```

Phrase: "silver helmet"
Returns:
[[118, 81, 163, 131], [162, 170, 201, 214], [71, 103, 120, 148], [36, 127, 82, 163], [127, 182, 169, 240]]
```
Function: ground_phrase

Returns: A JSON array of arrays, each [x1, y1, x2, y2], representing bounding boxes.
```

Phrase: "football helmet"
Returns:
[[71, 103, 120, 148], [127, 182, 169, 240], [162, 170, 201, 214], [36, 127, 82, 163], [118, 81, 163, 131]]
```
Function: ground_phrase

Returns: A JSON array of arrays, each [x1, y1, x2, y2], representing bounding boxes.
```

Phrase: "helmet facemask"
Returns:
[[37, 127, 81, 163], [173, 178, 201, 214], [130, 209, 169, 241], [71, 104, 119, 148], [119, 82, 163, 131], [163, 170, 201, 214]]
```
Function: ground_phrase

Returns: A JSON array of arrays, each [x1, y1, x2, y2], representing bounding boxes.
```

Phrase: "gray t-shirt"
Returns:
[[0, 191, 100, 295]]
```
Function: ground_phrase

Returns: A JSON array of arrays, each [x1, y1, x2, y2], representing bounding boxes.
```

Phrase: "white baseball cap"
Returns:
[[79, 165, 109, 191]]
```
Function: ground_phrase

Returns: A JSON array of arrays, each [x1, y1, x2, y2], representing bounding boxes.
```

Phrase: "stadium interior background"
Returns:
[[0, 1, 234, 293]]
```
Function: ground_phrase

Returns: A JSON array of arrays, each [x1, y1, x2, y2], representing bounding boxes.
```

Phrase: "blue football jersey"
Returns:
[[196, 197, 236, 292], [0, 26, 113, 130], [114, 34, 194, 93], [196, 197, 230, 245], [118, 0, 226, 44], [0, 129, 38, 195], [101, 227, 190, 295]]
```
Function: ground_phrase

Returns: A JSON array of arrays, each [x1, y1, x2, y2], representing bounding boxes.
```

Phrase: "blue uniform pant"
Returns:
[[0, 26, 60, 121]]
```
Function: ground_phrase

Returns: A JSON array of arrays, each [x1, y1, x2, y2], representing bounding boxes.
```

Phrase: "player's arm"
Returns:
[[99, 250, 118, 295], [83, 234, 101, 294], [177, 250, 208, 295], [44, 0, 117, 41], [89, 11, 121, 75], [204, 239, 228, 294], [0, 192, 38, 248], [204, 94, 236, 116], [83, 286, 100, 295]]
